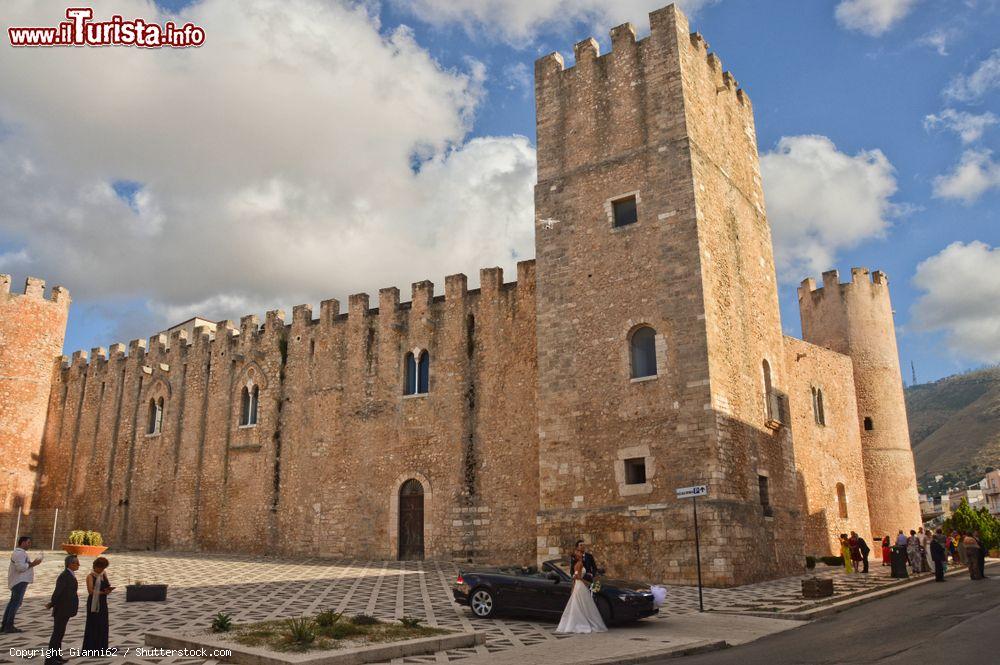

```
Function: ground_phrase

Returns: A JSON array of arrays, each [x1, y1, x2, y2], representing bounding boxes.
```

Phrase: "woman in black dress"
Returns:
[[82, 557, 114, 652]]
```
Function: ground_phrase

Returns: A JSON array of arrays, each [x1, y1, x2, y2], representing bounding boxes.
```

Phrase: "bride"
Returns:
[[556, 551, 608, 633]]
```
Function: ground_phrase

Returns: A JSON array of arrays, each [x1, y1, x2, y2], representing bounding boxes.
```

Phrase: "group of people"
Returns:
[[837, 531, 872, 573], [3, 536, 114, 664], [876, 527, 989, 581]]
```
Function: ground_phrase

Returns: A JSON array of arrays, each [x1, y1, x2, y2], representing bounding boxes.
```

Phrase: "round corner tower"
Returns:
[[797, 267, 921, 538], [0, 274, 71, 512]]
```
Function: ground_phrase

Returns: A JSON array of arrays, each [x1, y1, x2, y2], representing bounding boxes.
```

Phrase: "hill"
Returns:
[[906, 366, 1000, 482]]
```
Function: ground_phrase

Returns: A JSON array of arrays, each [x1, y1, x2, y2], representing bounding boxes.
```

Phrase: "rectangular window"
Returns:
[[864, 417, 874, 431], [612, 195, 638, 228], [624, 458, 647, 485], [758, 475, 772, 516]]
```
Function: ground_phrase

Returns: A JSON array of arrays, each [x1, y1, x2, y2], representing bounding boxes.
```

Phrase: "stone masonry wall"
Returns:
[[35, 266, 538, 563], [784, 336, 872, 556], [0, 275, 69, 512], [798, 269, 922, 540]]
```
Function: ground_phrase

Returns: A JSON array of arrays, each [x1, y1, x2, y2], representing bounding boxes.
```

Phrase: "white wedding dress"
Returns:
[[556, 575, 608, 634]]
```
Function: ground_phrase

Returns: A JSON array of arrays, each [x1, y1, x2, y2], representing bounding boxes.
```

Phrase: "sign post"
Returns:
[[676, 485, 707, 612]]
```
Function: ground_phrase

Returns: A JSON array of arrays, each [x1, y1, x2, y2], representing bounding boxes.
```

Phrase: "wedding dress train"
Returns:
[[555, 579, 608, 634]]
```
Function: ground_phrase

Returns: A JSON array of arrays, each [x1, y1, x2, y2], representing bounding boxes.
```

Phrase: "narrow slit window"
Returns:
[[624, 458, 647, 485], [864, 417, 874, 431], [812, 387, 826, 426], [836, 483, 848, 519], [612, 195, 638, 228], [148, 397, 163, 435], [758, 475, 772, 516], [417, 351, 429, 394], [404, 352, 417, 395]]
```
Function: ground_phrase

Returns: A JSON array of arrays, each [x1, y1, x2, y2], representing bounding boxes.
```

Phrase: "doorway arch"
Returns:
[[398, 479, 425, 560]]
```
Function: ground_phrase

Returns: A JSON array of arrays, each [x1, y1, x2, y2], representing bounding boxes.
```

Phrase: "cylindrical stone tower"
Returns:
[[797, 267, 921, 540], [0, 275, 70, 512]]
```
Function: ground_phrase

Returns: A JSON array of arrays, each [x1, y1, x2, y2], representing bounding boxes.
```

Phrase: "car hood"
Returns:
[[598, 578, 656, 593]]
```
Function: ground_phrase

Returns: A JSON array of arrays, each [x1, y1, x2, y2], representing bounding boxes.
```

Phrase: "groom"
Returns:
[[574, 540, 601, 582]]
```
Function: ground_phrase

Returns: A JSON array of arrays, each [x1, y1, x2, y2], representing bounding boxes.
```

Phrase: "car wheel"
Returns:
[[595, 596, 612, 625], [469, 588, 496, 618]]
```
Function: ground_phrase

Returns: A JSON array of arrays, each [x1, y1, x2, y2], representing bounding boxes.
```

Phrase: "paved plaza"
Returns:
[[0, 552, 928, 665]]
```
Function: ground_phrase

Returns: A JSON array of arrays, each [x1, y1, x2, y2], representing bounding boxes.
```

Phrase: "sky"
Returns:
[[1, 0, 999, 385]]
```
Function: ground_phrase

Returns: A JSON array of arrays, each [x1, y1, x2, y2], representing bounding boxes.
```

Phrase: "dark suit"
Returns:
[[47, 569, 78, 663], [857, 538, 870, 573], [930, 538, 947, 581]]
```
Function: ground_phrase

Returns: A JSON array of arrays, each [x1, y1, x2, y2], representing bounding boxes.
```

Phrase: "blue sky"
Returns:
[[1, 0, 999, 384]]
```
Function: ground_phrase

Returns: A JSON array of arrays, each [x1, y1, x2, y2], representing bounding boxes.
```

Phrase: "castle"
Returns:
[[0, 4, 921, 587]]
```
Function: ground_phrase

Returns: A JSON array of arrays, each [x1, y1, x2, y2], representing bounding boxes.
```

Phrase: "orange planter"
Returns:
[[61, 544, 108, 557]]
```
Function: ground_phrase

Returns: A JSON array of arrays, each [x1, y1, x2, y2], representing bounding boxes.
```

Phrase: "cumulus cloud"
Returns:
[[760, 135, 901, 281], [397, 0, 717, 47], [912, 241, 1000, 363], [932, 149, 1000, 203], [924, 109, 998, 143], [0, 0, 537, 344], [834, 0, 918, 36], [944, 49, 1000, 102]]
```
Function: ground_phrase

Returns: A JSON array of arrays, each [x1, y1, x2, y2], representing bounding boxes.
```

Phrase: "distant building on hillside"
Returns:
[[982, 470, 1000, 516]]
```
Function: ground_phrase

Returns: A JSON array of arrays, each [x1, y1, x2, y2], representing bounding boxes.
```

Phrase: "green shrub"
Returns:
[[350, 614, 379, 626], [284, 617, 316, 645], [819, 555, 844, 566], [85, 531, 103, 546], [67, 531, 85, 545], [315, 610, 342, 627], [944, 500, 1000, 550], [399, 616, 423, 628], [323, 622, 365, 640], [211, 612, 233, 633]]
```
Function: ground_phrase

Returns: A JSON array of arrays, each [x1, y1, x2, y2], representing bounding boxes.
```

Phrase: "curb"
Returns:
[[583, 639, 729, 664]]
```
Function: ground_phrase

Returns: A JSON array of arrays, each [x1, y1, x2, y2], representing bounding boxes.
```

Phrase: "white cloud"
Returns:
[[760, 135, 901, 280], [932, 149, 1000, 203], [834, 0, 918, 36], [945, 49, 1000, 102], [918, 30, 950, 56], [397, 0, 717, 46], [924, 109, 998, 143], [0, 0, 537, 343], [912, 241, 1000, 363]]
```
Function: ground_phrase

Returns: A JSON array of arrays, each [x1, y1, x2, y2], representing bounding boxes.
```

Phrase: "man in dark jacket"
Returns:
[[45, 555, 79, 665], [930, 530, 947, 581], [852, 531, 871, 573]]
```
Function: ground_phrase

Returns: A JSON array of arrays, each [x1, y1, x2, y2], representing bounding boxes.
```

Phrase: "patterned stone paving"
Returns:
[[0, 552, 924, 665]]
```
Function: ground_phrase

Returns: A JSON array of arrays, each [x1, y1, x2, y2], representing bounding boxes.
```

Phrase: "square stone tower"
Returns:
[[533, 4, 802, 586]]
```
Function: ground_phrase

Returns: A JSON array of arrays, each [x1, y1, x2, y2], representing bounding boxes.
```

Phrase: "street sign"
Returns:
[[675, 485, 707, 498], [675, 484, 708, 612]]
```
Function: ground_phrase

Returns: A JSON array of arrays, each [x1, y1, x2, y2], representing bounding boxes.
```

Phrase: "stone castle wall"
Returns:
[[35, 265, 538, 564], [0, 276, 70, 512], [783, 336, 872, 556]]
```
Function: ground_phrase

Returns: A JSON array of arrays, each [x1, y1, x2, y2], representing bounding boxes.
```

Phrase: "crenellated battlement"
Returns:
[[0, 274, 71, 307], [60, 260, 537, 373], [798, 267, 890, 303]]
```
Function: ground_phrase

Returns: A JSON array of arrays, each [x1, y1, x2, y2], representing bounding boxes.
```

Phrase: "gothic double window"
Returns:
[[240, 384, 259, 426], [404, 350, 429, 395], [147, 397, 164, 435]]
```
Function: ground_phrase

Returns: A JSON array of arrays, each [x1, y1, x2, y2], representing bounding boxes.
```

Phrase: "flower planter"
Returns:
[[61, 544, 108, 557], [801, 578, 834, 599], [126, 584, 168, 602]]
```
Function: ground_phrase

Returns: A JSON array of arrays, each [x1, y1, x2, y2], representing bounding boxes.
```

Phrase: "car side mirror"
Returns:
[[547, 572, 561, 583]]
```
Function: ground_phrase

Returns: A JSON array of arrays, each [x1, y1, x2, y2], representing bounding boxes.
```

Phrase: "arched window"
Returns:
[[763, 359, 774, 420], [630, 326, 657, 379], [417, 351, 429, 394], [836, 483, 848, 519], [812, 387, 826, 426], [404, 351, 429, 395], [147, 397, 163, 435], [240, 384, 259, 426]]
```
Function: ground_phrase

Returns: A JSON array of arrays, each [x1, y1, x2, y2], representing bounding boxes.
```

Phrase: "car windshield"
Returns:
[[547, 560, 572, 578]]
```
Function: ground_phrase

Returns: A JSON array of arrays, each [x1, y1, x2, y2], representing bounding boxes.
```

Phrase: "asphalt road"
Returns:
[[669, 572, 999, 664]]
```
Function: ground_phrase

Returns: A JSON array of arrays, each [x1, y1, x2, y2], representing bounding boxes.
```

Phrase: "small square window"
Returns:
[[624, 457, 646, 485], [863, 417, 874, 431], [612, 196, 638, 228]]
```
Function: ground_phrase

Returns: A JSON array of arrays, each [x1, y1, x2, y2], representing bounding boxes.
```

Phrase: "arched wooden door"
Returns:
[[398, 479, 424, 560]]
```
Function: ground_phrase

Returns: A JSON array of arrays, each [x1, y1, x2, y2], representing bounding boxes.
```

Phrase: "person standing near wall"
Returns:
[[930, 531, 947, 582], [3, 535, 43, 633]]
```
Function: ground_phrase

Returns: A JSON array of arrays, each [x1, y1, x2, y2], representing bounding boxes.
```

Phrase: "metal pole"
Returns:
[[51, 508, 59, 552], [694, 495, 704, 612], [13, 508, 22, 549]]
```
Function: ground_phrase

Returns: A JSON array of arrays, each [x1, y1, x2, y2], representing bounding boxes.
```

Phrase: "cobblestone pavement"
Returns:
[[0, 552, 932, 665]]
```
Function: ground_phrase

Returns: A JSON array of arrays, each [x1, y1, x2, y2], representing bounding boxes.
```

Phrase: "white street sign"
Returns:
[[675, 485, 707, 498]]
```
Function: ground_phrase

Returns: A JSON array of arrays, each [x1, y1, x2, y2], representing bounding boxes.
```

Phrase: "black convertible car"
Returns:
[[452, 559, 660, 624]]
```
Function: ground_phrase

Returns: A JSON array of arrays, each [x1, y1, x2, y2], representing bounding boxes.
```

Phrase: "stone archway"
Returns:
[[389, 473, 432, 560]]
